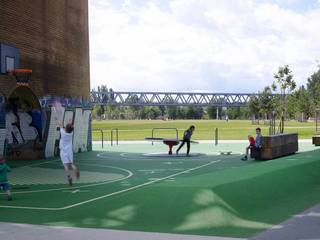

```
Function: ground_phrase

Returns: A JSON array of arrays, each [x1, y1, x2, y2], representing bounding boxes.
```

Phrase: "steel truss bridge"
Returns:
[[90, 91, 262, 107]]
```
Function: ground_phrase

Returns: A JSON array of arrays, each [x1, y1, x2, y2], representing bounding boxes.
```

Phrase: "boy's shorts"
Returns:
[[0, 182, 10, 191]]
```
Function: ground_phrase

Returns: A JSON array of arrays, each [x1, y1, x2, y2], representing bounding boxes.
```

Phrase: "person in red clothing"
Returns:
[[241, 135, 255, 161]]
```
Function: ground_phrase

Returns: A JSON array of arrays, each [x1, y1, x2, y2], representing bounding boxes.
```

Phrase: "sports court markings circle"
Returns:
[[142, 152, 205, 157], [98, 152, 148, 160], [99, 151, 209, 160], [5, 160, 133, 194], [10, 164, 126, 186]]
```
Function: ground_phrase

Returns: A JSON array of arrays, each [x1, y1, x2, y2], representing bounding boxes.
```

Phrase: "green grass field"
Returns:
[[92, 119, 316, 141], [1, 143, 319, 238]]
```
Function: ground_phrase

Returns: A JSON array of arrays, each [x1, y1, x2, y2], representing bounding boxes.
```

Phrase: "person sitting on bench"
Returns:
[[176, 125, 195, 156], [241, 128, 262, 161], [241, 135, 255, 161]]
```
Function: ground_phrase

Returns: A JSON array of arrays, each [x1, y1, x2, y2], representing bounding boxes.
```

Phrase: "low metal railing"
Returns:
[[92, 129, 104, 148], [151, 128, 179, 145], [110, 128, 119, 146]]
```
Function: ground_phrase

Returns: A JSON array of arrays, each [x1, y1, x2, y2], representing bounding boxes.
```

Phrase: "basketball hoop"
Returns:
[[9, 69, 32, 85]]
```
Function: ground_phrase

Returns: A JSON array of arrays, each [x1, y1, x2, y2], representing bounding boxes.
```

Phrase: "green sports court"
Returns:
[[1, 1, 320, 239], [1, 142, 320, 239]]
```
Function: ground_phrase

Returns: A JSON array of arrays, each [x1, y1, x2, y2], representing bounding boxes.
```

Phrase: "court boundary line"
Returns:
[[98, 151, 216, 160], [0, 152, 132, 195], [0, 160, 220, 211], [4, 164, 133, 194]]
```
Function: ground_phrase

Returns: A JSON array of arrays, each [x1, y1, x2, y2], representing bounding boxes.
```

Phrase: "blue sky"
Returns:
[[89, 0, 320, 92]]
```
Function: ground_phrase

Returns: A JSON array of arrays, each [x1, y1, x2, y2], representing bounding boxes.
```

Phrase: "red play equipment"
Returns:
[[163, 139, 180, 155]]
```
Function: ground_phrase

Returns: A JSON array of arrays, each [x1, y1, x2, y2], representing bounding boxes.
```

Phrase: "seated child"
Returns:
[[0, 156, 12, 201], [241, 135, 255, 161]]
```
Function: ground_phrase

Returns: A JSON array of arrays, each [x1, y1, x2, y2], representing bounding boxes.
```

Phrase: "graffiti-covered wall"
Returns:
[[44, 106, 92, 158], [0, 90, 92, 160], [0, 0, 90, 159], [0, 93, 6, 156]]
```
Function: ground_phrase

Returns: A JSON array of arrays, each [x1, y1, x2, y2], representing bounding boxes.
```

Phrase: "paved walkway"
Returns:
[[0, 222, 243, 240], [251, 203, 320, 240]]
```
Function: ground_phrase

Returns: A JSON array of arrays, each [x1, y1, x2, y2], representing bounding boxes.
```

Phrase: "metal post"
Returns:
[[93, 129, 104, 148], [110, 128, 119, 146], [101, 130, 104, 148], [116, 129, 119, 145], [216, 107, 219, 120], [111, 130, 113, 146], [152, 128, 154, 145], [273, 111, 276, 135], [316, 109, 320, 134], [269, 124, 272, 136], [215, 128, 218, 145]]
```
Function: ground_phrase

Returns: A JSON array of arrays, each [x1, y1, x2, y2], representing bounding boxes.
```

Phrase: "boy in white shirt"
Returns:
[[59, 123, 80, 186]]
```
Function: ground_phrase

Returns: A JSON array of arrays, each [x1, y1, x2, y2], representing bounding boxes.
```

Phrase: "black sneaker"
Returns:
[[241, 156, 248, 161]]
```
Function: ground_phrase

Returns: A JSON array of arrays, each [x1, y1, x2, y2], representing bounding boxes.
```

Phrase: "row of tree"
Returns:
[[92, 66, 320, 121], [249, 65, 320, 122]]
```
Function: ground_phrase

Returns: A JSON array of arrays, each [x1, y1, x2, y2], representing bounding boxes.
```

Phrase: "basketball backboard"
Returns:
[[0, 43, 20, 74]]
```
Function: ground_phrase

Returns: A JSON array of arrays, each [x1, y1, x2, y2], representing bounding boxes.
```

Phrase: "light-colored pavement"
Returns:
[[0, 222, 244, 240], [250, 203, 320, 240]]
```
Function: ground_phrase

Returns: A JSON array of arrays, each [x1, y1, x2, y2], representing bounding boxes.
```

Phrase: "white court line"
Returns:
[[4, 164, 133, 194], [0, 160, 220, 211], [7, 147, 174, 194], [100, 152, 212, 160], [15, 159, 60, 168]]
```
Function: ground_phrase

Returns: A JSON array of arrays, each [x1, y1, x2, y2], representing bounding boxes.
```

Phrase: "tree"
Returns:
[[167, 106, 178, 119], [248, 95, 260, 121], [258, 86, 275, 120], [227, 107, 249, 120], [92, 85, 110, 119], [296, 86, 312, 121], [273, 65, 296, 133], [207, 106, 217, 119], [185, 107, 204, 119], [285, 93, 298, 120], [307, 67, 320, 111]]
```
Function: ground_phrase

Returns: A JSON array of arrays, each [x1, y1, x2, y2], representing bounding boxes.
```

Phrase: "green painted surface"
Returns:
[[0, 143, 319, 238]]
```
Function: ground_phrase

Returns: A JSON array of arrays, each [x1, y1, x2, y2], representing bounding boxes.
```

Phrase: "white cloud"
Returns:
[[89, 0, 320, 92]]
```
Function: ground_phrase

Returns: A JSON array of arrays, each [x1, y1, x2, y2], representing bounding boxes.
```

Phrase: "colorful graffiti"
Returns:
[[0, 93, 5, 156], [44, 106, 91, 158], [44, 106, 65, 158], [72, 108, 91, 153], [0, 89, 92, 160]]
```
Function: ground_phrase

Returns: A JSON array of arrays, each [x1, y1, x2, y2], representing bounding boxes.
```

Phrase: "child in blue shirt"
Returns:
[[0, 157, 12, 201]]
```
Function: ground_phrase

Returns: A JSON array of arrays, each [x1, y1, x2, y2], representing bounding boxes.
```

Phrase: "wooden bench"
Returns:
[[312, 136, 320, 146], [251, 133, 298, 160]]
